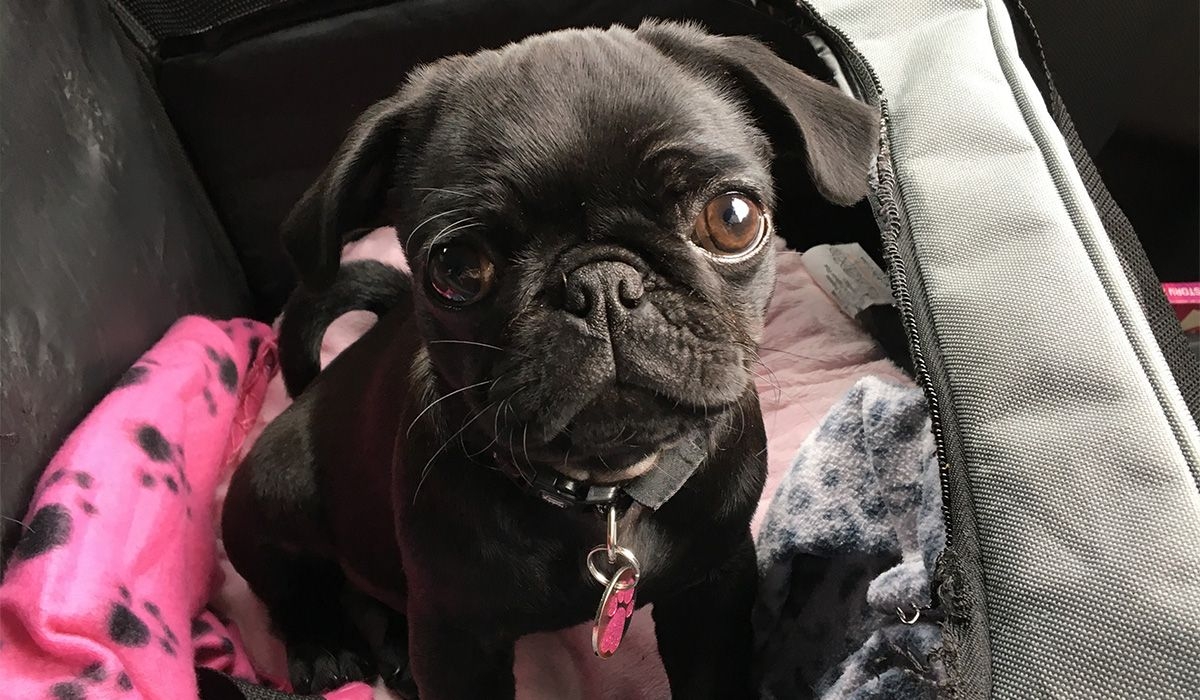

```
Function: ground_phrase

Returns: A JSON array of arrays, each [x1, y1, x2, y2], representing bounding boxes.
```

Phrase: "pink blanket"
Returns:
[[2, 228, 909, 700], [0, 318, 284, 699]]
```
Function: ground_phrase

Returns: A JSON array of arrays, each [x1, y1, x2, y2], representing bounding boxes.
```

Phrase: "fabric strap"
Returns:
[[622, 438, 708, 509], [195, 668, 321, 700]]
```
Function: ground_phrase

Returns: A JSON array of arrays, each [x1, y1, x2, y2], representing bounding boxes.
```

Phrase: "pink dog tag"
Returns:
[[592, 566, 637, 658]]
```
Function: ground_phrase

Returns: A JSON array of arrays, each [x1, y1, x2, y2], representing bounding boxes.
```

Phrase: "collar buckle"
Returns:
[[529, 470, 623, 508]]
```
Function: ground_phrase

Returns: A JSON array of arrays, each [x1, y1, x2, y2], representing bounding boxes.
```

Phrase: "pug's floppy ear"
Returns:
[[636, 20, 880, 206], [282, 68, 441, 290]]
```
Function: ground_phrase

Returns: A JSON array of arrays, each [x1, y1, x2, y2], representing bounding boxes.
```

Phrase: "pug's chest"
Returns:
[[399, 492, 684, 632]]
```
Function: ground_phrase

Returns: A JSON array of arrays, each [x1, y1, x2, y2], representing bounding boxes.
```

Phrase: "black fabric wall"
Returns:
[[0, 0, 250, 563]]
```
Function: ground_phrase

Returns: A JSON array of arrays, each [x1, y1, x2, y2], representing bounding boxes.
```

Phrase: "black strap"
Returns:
[[196, 668, 321, 700], [622, 436, 708, 509]]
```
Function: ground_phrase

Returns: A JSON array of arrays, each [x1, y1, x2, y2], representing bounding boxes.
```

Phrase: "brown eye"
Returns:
[[428, 242, 495, 305], [693, 193, 766, 258]]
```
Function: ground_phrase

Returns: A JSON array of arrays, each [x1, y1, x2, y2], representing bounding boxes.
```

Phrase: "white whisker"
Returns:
[[427, 340, 505, 352], [428, 220, 484, 249], [406, 379, 492, 437], [414, 186, 472, 200], [406, 207, 469, 245], [413, 401, 496, 503], [522, 424, 531, 476]]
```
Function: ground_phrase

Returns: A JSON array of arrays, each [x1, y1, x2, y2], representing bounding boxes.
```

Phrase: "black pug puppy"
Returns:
[[223, 20, 878, 699]]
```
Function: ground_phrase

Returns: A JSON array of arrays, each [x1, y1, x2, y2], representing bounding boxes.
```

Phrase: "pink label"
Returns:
[[1163, 283, 1200, 304], [1166, 283, 1200, 333], [1163, 283, 1200, 327]]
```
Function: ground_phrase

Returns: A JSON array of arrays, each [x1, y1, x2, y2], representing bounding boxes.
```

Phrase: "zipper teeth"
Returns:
[[871, 128, 954, 544], [788, 0, 956, 546]]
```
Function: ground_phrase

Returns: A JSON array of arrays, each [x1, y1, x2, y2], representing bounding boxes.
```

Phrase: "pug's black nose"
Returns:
[[562, 261, 645, 321]]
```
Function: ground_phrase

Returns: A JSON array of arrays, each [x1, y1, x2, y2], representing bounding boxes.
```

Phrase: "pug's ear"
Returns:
[[637, 20, 880, 206], [282, 67, 443, 290]]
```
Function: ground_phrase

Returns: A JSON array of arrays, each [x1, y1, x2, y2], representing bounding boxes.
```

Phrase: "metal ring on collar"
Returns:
[[605, 505, 618, 563], [587, 545, 640, 590]]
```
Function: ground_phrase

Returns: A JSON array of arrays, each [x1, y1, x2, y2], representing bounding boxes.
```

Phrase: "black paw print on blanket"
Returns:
[[108, 585, 181, 658], [116, 342, 242, 417], [38, 588, 178, 698], [203, 345, 240, 416], [112, 357, 157, 390], [223, 320, 264, 364], [132, 422, 197, 518], [47, 661, 134, 698], [191, 615, 240, 669], [118, 350, 218, 505], [133, 422, 190, 496], [11, 469, 102, 563]]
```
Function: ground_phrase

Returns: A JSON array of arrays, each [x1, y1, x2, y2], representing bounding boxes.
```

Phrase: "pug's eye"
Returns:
[[428, 242, 495, 305], [692, 193, 766, 258]]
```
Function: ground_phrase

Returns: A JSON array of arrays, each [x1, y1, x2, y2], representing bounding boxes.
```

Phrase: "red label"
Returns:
[[1164, 283, 1200, 332]]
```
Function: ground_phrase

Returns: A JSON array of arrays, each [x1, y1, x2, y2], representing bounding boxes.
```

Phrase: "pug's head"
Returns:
[[283, 21, 879, 482]]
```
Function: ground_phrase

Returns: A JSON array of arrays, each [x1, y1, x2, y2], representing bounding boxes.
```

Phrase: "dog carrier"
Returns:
[[2, 0, 1196, 698]]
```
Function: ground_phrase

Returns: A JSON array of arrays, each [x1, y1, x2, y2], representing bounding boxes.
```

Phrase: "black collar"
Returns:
[[489, 430, 709, 511], [525, 468, 628, 509]]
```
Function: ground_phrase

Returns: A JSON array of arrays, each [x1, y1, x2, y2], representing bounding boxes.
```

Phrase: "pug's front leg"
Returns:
[[407, 613, 516, 700], [652, 535, 758, 700]]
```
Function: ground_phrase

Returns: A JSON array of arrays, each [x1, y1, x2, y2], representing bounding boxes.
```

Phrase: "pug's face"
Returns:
[[284, 22, 879, 482]]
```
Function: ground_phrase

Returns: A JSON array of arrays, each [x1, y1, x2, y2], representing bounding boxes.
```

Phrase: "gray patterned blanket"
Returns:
[[754, 376, 948, 699]]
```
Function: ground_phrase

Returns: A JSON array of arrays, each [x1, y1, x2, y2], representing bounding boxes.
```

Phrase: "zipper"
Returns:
[[770, 0, 957, 550]]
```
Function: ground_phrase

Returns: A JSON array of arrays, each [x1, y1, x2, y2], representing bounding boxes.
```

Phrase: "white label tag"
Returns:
[[801, 243, 893, 317]]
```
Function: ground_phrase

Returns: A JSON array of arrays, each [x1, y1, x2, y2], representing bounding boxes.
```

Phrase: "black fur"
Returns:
[[224, 21, 878, 699], [277, 260, 410, 396]]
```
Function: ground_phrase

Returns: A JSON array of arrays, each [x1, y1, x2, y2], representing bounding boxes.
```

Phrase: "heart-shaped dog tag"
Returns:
[[592, 565, 637, 658]]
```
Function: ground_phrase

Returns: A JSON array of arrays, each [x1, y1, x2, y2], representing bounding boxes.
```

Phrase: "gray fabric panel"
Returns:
[[811, 0, 1200, 697], [874, 123, 993, 699], [1002, 0, 1200, 430]]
